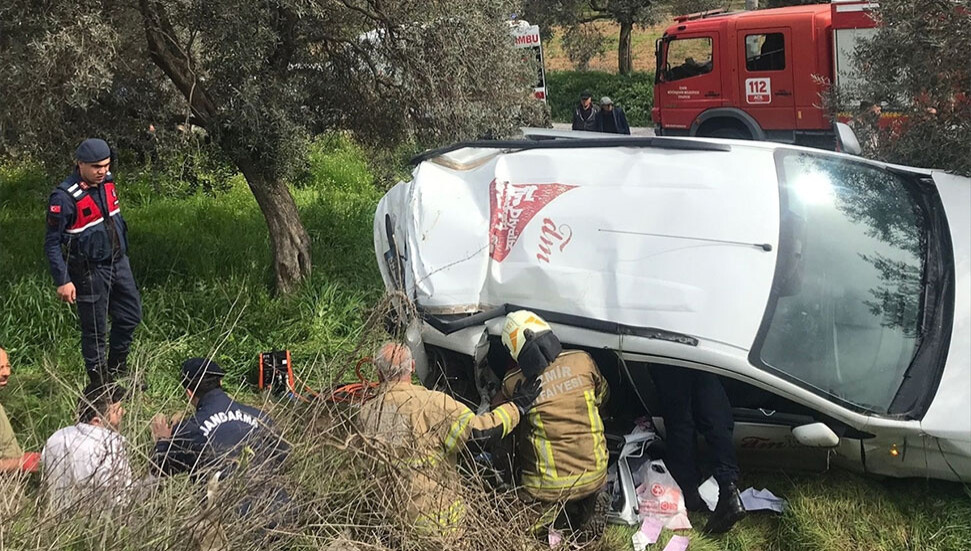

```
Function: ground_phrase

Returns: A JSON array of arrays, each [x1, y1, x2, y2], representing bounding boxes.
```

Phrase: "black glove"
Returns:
[[511, 377, 543, 414]]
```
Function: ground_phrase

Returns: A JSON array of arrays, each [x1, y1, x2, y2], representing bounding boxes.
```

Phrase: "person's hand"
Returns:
[[56, 282, 76, 304], [150, 413, 172, 441], [20, 452, 41, 473], [511, 378, 543, 414]]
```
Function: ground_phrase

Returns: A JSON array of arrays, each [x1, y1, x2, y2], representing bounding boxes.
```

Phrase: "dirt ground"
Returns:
[[544, 21, 667, 73]]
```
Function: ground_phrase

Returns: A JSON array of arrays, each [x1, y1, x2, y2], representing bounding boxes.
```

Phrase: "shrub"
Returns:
[[546, 70, 655, 127]]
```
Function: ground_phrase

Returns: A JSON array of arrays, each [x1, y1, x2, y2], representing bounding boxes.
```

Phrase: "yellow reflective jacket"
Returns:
[[358, 381, 520, 535], [499, 350, 608, 502]]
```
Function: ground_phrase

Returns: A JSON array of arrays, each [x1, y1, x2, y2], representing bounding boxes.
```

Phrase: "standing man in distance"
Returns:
[[596, 97, 631, 135], [45, 138, 142, 385], [571, 90, 601, 132]]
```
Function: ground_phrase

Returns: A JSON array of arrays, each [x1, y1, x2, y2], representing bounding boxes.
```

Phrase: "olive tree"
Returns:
[[842, 0, 970, 176], [0, 0, 538, 293], [561, 24, 608, 71], [522, 0, 659, 75]]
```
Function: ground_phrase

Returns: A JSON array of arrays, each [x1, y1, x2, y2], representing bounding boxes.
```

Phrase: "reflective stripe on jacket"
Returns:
[[501, 350, 608, 502], [358, 382, 521, 534], [53, 176, 127, 263]]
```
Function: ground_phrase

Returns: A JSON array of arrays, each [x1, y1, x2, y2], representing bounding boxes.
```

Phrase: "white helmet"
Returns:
[[502, 310, 552, 361]]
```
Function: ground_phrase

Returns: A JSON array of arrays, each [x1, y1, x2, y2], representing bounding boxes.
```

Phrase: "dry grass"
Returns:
[[0, 297, 585, 551], [544, 21, 668, 74]]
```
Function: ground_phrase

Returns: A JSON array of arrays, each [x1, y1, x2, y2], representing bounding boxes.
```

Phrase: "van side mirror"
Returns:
[[792, 422, 840, 448], [834, 122, 862, 155]]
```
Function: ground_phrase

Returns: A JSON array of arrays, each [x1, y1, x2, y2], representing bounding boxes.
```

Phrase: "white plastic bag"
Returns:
[[635, 460, 691, 530]]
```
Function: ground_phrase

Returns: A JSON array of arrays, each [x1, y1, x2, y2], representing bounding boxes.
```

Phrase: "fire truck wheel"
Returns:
[[703, 126, 751, 140]]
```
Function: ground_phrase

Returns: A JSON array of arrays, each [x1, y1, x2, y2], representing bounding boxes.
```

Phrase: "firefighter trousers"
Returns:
[[650, 365, 739, 493], [69, 255, 142, 381]]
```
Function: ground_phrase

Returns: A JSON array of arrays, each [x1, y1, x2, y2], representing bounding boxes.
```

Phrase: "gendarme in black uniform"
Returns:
[[44, 139, 142, 384], [153, 358, 290, 518], [152, 390, 288, 480]]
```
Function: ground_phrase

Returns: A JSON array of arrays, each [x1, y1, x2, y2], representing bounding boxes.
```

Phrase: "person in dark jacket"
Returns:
[[571, 90, 600, 132], [151, 357, 291, 544], [45, 138, 142, 384], [150, 358, 289, 482], [596, 97, 631, 135]]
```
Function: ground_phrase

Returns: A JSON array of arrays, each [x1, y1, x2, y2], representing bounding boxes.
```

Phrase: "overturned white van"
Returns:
[[373, 134, 970, 483]]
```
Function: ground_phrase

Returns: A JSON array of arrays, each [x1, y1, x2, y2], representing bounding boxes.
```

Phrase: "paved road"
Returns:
[[552, 122, 656, 137]]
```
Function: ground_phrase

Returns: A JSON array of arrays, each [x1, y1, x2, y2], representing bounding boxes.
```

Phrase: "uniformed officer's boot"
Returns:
[[703, 482, 746, 534], [87, 364, 109, 387], [107, 353, 129, 379]]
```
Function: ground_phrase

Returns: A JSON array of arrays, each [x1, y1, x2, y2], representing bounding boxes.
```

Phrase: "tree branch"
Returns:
[[137, 0, 217, 127], [578, 14, 612, 24], [267, 5, 299, 75]]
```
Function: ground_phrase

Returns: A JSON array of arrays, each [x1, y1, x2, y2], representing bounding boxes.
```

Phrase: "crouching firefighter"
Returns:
[[44, 138, 142, 385], [496, 311, 609, 536], [358, 342, 542, 540]]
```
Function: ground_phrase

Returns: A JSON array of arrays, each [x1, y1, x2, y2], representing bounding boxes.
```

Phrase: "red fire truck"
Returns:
[[652, 1, 878, 149]]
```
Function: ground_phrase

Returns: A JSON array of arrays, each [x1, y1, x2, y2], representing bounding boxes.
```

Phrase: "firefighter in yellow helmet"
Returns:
[[496, 310, 609, 534], [358, 342, 541, 539]]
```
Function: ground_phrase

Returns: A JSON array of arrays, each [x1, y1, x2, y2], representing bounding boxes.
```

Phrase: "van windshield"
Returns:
[[755, 152, 927, 413]]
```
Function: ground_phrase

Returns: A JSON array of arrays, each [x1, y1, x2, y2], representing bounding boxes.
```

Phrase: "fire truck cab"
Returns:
[[652, 1, 877, 149]]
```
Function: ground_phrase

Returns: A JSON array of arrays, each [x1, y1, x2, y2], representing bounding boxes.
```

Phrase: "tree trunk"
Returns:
[[235, 156, 312, 295], [618, 20, 634, 75], [139, 0, 311, 295]]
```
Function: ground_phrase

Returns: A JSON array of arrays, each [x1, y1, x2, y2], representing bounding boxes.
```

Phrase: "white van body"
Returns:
[[373, 136, 970, 481]]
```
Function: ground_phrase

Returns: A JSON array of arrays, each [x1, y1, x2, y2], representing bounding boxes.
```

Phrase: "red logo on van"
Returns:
[[536, 218, 573, 263], [489, 180, 576, 262]]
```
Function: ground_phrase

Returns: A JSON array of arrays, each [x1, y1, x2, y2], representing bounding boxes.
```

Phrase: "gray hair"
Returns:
[[374, 342, 413, 381]]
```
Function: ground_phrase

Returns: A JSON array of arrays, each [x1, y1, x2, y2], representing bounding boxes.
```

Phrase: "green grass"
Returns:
[[0, 133, 382, 446], [1, 135, 970, 550]]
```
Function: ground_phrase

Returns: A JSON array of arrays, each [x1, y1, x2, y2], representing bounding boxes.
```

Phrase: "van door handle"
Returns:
[[775, 90, 792, 96], [704, 91, 720, 97]]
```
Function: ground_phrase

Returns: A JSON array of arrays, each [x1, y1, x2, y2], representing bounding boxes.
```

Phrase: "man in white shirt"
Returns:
[[42, 382, 132, 513]]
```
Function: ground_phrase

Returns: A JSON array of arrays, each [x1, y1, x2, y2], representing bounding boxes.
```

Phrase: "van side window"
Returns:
[[665, 37, 713, 81], [746, 33, 785, 71]]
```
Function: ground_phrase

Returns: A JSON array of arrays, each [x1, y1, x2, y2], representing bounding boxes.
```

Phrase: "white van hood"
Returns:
[[375, 145, 781, 351]]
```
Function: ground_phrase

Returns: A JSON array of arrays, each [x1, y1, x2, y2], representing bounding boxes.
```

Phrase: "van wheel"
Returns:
[[702, 126, 751, 140]]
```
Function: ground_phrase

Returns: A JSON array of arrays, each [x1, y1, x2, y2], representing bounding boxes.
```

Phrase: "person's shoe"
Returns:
[[703, 482, 746, 534], [106, 358, 129, 379], [87, 366, 110, 386]]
